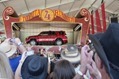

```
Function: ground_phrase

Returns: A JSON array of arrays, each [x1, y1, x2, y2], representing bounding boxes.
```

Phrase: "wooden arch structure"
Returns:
[[2, 6, 90, 45]]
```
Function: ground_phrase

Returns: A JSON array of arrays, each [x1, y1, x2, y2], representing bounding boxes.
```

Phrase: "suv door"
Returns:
[[49, 31, 56, 42], [38, 31, 50, 43]]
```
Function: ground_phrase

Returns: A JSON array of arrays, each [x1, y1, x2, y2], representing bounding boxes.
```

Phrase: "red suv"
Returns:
[[25, 31, 68, 45]]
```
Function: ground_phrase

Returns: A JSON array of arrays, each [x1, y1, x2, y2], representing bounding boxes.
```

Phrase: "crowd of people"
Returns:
[[0, 23, 119, 79]]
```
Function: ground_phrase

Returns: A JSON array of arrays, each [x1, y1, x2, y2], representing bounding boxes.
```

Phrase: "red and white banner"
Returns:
[[101, 2, 106, 32], [90, 1, 106, 33], [95, 9, 102, 32]]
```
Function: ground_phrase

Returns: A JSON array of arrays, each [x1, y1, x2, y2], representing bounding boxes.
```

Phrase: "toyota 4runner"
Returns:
[[25, 31, 68, 45]]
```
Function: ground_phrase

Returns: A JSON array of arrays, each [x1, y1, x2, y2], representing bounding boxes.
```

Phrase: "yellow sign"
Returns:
[[41, 9, 54, 22], [19, 9, 75, 22], [19, 9, 41, 22]]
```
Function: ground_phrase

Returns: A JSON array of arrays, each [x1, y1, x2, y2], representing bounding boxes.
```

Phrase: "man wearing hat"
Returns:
[[86, 23, 119, 79], [61, 44, 81, 64], [21, 54, 48, 79], [0, 38, 28, 73], [0, 38, 20, 73]]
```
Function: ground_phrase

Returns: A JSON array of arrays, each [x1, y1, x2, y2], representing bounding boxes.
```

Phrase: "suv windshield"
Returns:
[[59, 31, 66, 35]]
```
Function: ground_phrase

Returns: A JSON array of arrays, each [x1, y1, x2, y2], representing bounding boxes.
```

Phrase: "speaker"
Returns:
[[111, 17, 118, 23]]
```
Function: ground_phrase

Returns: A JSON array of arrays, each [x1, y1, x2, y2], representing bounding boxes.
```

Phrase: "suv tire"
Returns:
[[55, 39, 63, 45], [30, 40, 37, 45]]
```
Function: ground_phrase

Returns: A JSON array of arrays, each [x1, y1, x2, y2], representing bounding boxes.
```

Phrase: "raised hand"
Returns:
[[87, 59, 102, 79]]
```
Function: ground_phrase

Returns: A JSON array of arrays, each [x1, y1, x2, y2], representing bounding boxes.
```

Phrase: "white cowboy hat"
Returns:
[[0, 41, 17, 57], [61, 44, 80, 63]]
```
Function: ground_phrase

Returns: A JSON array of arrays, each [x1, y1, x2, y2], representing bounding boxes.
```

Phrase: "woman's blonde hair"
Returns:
[[0, 51, 14, 79]]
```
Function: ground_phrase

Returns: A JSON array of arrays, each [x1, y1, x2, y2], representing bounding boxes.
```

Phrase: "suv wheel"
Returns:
[[55, 39, 62, 45], [30, 40, 37, 45]]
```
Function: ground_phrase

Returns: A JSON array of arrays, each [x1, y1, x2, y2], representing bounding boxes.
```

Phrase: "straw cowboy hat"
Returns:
[[0, 41, 17, 57], [21, 55, 48, 79], [61, 44, 80, 63], [89, 23, 119, 79]]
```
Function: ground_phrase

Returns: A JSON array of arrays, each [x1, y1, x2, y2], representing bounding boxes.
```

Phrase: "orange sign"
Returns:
[[19, 9, 41, 22]]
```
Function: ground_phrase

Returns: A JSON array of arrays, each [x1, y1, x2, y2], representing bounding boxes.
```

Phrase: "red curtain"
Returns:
[[101, 2, 106, 32], [95, 9, 102, 32]]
